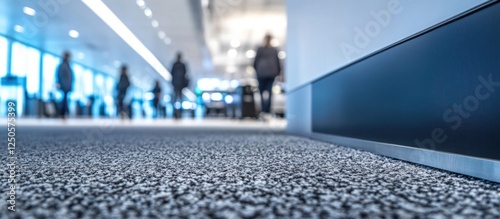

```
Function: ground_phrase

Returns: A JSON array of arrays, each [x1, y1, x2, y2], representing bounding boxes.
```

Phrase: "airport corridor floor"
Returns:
[[1, 125, 499, 219]]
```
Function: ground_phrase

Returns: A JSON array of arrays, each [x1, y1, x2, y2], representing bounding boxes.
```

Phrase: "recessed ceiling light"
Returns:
[[230, 39, 240, 48], [246, 66, 255, 74], [23, 7, 36, 16], [278, 51, 286, 59], [228, 49, 237, 57], [164, 37, 172, 45], [152, 20, 159, 28], [144, 8, 152, 17], [245, 50, 256, 58], [136, 0, 145, 8], [14, 25, 24, 33], [201, 0, 209, 8], [158, 31, 165, 39], [114, 60, 121, 68], [77, 52, 85, 60], [69, 30, 79, 38], [226, 65, 237, 73]]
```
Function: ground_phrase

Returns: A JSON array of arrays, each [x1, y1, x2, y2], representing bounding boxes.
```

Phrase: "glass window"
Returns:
[[95, 73, 105, 97], [0, 36, 8, 77], [41, 53, 60, 101], [11, 42, 41, 96], [82, 69, 93, 97], [71, 63, 84, 103], [105, 76, 116, 116], [26, 48, 41, 96], [105, 76, 115, 96]]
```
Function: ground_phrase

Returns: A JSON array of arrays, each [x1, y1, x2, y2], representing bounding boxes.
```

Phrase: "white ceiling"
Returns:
[[0, 0, 286, 90], [203, 0, 287, 80]]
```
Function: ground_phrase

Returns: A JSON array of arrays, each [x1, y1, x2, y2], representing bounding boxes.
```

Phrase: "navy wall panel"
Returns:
[[312, 2, 500, 161]]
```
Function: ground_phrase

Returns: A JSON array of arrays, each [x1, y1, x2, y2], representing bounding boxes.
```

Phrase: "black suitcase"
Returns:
[[239, 85, 257, 119]]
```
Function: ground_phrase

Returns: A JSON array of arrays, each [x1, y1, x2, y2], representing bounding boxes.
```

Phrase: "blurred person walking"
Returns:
[[253, 34, 282, 120], [170, 52, 189, 119], [116, 65, 131, 119], [56, 51, 74, 120], [152, 80, 162, 118]]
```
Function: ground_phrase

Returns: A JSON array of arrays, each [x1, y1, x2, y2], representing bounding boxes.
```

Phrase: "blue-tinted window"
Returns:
[[41, 53, 60, 101], [0, 36, 8, 77], [11, 42, 41, 96], [106, 76, 115, 96], [83, 69, 94, 97], [105, 76, 116, 116], [95, 73, 105, 97], [71, 63, 84, 103]]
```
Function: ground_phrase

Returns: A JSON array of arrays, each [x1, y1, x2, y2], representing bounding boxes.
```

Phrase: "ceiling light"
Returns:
[[226, 65, 237, 73], [69, 30, 79, 38], [114, 60, 121, 68], [152, 20, 159, 28], [144, 8, 152, 17], [102, 65, 112, 72], [228, 49, 237, 57], [245, 50, 256, 58], [246, 66, 255, 74], [77, 52, 85, 60], [82, 0, 171, 81], [278, 51, 286, 59], [271, 39, 280, 47], [23, 7, 36, 16], [164, 37, 172, 45], [158, 31, 165, 39], [14, 25, 24, 33], [201, 0, 209, 8], [230, 39, 240, 48], [136, 0, 145, 8]]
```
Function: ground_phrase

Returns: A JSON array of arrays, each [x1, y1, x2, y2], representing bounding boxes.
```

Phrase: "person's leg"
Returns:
[[257, 78, 273, 120], [117, 94, 123, 113], [262, 78, 274, 113], [174, 90, 182, 119], [258, 79, 266, 113], [154, 99, 160, 118], [118, 94, 126, 118], [177, 90, 183, 115], [61, 91, 68, 118]]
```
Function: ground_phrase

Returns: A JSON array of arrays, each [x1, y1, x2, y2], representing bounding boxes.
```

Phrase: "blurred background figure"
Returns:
[[116, 65, 131, 120], [152, 80, 162, 118], [56, 51, 74, 120], [254, 34, 282, 120], [171, 52, 189, 119]]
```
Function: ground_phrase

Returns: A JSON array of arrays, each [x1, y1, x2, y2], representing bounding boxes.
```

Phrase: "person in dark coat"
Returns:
[[56, 51, 74, 119], [116, 65, 131, 119], [170, 52, 189, 119], [152, 80, 162, 118], [253, 34, 281, 118]]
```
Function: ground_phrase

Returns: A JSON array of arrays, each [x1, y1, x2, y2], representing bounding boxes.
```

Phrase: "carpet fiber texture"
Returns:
[[1, 126, 499, 219]]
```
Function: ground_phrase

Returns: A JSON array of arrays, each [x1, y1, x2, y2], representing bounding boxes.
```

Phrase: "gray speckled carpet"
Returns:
[[1, 126, 499, 219]]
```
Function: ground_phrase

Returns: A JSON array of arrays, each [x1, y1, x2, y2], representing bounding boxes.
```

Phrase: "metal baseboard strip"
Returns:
[[304, 132, 500, 183]]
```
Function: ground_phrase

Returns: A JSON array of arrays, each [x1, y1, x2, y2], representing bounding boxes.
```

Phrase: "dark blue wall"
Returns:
[[312, 2, 500, 161]]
